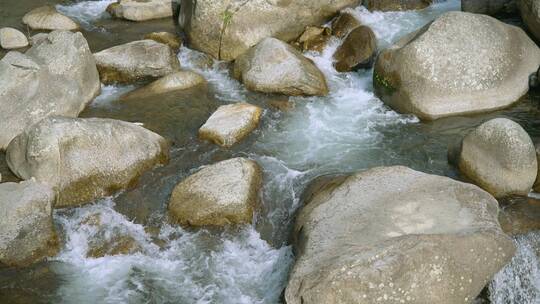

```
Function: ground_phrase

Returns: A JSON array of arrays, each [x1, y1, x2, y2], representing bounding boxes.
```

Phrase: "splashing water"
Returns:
[[56, 0, 115, 30], [489, 231, 540, 304], [53, 199, 293, 304]]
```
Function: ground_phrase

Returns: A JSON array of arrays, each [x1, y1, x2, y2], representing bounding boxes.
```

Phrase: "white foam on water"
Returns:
[[53, 199, 293, 304], [489, 231, 540, 304], [56, 0, 115, 30], [89, 84, 135, 108]]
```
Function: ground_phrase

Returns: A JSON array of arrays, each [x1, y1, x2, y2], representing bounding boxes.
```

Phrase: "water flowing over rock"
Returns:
[[93, 40, 180, 84], [199, 103, 262, 147], [178, 0, 360, 61], [22, 6, 79, 31], [6, 117, 169, 208], [168, 158, 262, 226], [333, 25, 377, 72], [120, 71, 206, 100], [374, 11, 540, 120], [519, 0, 540, 41], [285, 166, 515, 304], [233, 38, 328, 96], [0, 30, 100, 150], [363, 0, 432, 11], [462, 0, 517, 15], [458, 118, 537, 198], [107, 0, 173, 21], [0, 180, 58, 267], [0, 27, 29, 50]]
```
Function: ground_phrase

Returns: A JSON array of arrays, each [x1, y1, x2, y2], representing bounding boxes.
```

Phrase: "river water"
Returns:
[[0, 0, 539, 303]]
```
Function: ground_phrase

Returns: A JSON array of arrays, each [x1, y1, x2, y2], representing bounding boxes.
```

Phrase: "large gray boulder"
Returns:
[[462, 0, 516, 15], [0, 180, 58, 267], [22, 6, 79, 31], [0, 31, 100, 150], [93, 40, 180, 84], [107, 0, 172, 21], [168, 158, 262, 226], [233, 38, 328, 96], [458, 118, 537, 198], [285, 166, 515, 304], [518, 0, 540, 41], [6, 117, 169, 208], [374, 11, 540, 120], [178, 0, 359, 61]]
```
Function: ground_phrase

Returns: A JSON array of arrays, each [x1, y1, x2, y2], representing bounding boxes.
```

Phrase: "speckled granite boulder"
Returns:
[[168, 158, 262, 226], [374, 11, 540, 120], [286, 166, 514, 304], [199, 103, 262, 148]]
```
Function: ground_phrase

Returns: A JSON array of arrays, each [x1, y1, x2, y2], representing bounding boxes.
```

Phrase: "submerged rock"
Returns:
[[199, 103, 262, 148], [93, 40, 180, 84], [22, 6, 79, 31], [120, 71, 206, 100], [107, 0, 173, 21], [462, 0, 517, 15], [332, 11, 361, 38], [233, 38, 328, 96], [363, 0, 432, 11], [178, 0, 359, 61], [0, 27, 29, 50], [374, 11, 540, 120], [0, 180, 58, 267], [168, 158, 262, 226], [0, 30, 100, 150], [6, 117, 169, 208], [333, 25, 377, 72], [518, 0, 540, 41], [143, 32, 182, 50], [285, 166, 515, 304], [457, 118, 537, 198]]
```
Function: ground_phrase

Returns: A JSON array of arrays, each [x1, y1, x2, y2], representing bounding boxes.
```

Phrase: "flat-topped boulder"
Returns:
[[6, 117, 169, 208], [0, 27, 29, 50], [199, 103, 262, 148], [94, 40, 180, 84], [286, 166, 514, 304], [22, 6, 79, 31], [233, 38, 328, 96], [107, 0, 173, 21], [0, 180, 58, 267], [0, 30, 100, 150], [168, 158, 262, 226], [121, 71, 206, 100], [178, 0, 359, 61], [458, 118, 537, 198], [374, 11, 540, 120]]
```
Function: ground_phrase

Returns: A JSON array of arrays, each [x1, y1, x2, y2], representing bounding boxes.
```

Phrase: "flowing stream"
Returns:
[[1, 0, 540, 303]]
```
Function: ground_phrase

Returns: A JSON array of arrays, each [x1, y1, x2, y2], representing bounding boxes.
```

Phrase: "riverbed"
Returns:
[[0, 0, 539, 303]]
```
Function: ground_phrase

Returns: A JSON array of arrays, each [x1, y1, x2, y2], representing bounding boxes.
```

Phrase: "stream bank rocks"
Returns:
[[93, 40, 180, 84], [457, 118, 537, 198], [199, 103, 262, 148], [233, 38, 328, 96], [107, 0, 173, 21], [120, 71, 206, 100], [168, 158, 262, 227], [0, 180, 58, 267], [285, 166, 514, 304], [0, 28, 29, 50], [0, 30, 100, 150], [22, 6, 79, 31], [374, 11, 540, 120], [178, 0, 359, 61], [6, 117, 169, 208]]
